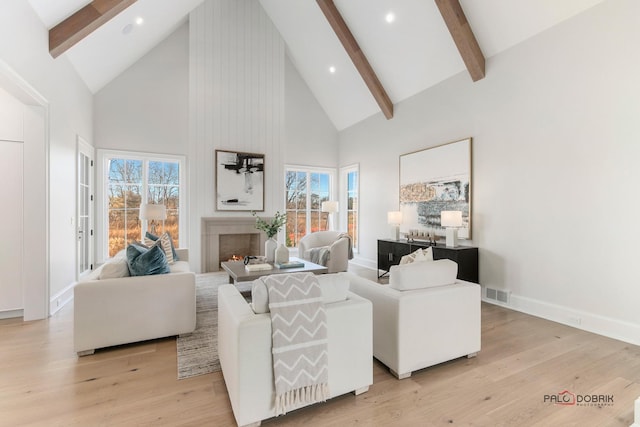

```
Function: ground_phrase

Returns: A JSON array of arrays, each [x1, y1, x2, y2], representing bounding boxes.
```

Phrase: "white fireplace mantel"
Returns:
[[201, 217, 268, 272]]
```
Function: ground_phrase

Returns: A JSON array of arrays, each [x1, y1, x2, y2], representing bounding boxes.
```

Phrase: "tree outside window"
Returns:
[[285, 168, 333, 247], [106, 157, 181, 257]]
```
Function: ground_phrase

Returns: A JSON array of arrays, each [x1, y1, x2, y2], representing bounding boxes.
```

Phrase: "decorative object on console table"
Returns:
[[140, 203, 166, 236], [387, 211, 402, 241], [441, 210, 463, 248], [377, 239, 478, 283], [252, 211, 287, 262]]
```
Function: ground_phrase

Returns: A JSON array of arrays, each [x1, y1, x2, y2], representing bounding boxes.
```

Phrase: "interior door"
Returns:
[[0, 140, 24, 313], [77, 137, 94, 278]]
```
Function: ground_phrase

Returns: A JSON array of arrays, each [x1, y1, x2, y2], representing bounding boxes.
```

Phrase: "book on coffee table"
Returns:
[[274, 260, 305, 269], [245, 263, 273, 272]]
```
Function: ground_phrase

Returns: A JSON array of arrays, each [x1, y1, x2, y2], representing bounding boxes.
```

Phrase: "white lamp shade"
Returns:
[[140, 203, 167, 221], [441, 210, 463, 227], [387, 211, 402, 225], [321, 201, 339, 213]]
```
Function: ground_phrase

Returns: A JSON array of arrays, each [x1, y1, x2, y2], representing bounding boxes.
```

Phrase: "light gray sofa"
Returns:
[[73, 248, 196, 356]]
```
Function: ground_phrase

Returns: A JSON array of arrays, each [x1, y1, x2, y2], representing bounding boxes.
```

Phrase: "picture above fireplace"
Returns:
[[215, 149, 265, 211]]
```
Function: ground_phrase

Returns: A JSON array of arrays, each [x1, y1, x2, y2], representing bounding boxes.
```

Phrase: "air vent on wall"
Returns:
[[485, 287, 510, 304]]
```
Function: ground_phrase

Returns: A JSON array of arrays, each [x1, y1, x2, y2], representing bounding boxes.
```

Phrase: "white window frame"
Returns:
[[284, 165, 336, 247], [340, 164, 359, 253], [96, 149, 187, 263]]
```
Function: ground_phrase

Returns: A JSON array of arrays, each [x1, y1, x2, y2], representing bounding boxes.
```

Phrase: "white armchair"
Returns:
[[218, 280, 372, 427], [297, 231, 351, 273], [344, 259, 481, 379]]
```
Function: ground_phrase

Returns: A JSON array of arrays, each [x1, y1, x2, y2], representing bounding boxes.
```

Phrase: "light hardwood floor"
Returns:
[[1, 267, 639, 426]]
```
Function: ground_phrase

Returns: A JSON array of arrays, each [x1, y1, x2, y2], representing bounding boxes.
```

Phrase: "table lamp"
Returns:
[[387, 211, 402, 241], [321, 201, 339, 230], [441, 210, 462, 248], [140, 203, 167, 236]]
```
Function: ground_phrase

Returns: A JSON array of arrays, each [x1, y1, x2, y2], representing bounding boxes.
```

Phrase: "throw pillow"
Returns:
[[144, 232, 174, 264], [389, 259, 458, 291], [399, 247, 434, 265], [98, 258, 131, 279], [145, 231, 179, 262], [126, 241, 170, 276]]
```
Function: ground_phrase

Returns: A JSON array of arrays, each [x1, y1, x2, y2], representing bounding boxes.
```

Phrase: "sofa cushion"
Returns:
[[251, 273, 350, 314], [389, 259, 458, 291], [126, 241, 171, 276], [169, 261, 190, 273], [99, 258, 131, 279], [399, 247, 433, 265]]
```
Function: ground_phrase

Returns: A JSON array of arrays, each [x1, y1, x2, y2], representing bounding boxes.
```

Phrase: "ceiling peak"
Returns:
[[316, 0, 394, 120]]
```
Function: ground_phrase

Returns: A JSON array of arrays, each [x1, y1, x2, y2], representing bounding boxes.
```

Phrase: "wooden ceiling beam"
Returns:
[[435, 0, 485, 82], [49, 0, 137, 58], [316, 0, 394, 120]]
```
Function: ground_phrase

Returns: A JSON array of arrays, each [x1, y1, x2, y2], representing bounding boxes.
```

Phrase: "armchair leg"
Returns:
[[353, 386, 369, 396], [240, 422, 261, 427], [467, 352, 478, 358], [390, 369, 411, 380], [77, 349, 95, 357]]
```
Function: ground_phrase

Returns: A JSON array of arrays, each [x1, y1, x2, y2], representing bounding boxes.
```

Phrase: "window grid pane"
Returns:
[[106, 157, 181, 256]]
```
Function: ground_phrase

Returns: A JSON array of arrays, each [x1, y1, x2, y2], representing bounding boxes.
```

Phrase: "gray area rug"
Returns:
[[176, 272, 228, 380]]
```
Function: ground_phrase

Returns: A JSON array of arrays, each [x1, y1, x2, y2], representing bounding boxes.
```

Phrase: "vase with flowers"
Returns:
[[252, 211, 287, 262]]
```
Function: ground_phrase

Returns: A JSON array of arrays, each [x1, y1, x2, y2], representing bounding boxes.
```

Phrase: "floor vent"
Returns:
[[485, 287, 510, 304]]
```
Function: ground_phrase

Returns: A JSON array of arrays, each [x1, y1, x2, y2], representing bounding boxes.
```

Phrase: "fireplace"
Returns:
[[201, 217, 267, 272]]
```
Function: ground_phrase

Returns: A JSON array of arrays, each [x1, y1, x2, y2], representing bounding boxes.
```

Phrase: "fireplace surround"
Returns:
[[201, 217, 268, 272]]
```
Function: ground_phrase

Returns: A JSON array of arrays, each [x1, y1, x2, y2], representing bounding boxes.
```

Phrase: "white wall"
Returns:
[[94, 22, 189, 156], [188, 0, 284, 272], [339, 0, 640, 344], [284, 55, 338, 167], [0, 1, 93, 319]]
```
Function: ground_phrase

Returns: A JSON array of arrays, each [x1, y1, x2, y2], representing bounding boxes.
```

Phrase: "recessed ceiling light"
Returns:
[[135, 17, 144, 26], [329, 66, 336, 74], [385, 12, 395, 23]]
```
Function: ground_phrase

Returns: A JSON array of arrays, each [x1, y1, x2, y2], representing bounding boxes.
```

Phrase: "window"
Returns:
[[98, 151, 185, 259], [341, 164, 359, 252], [285, 166, 335, 247]]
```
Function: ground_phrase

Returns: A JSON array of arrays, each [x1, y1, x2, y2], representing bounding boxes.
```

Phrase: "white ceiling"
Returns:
[[27, 0, 606, 130]]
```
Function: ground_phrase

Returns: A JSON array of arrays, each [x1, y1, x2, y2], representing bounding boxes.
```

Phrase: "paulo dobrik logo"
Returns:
[[543, 390, 614, 407]]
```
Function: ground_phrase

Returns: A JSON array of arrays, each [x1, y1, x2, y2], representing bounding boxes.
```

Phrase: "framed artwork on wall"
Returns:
[[399, 138, 472, 239], [215, 149, 265, 211]]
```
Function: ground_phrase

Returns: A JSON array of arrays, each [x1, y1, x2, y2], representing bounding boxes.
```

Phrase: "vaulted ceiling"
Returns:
[[27, 0, 606, 130]]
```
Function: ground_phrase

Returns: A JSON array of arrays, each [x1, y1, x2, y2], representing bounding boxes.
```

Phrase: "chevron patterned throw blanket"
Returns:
[[263, 273, 329, 415]]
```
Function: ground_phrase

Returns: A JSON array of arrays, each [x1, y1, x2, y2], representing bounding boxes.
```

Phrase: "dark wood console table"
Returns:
[[377, 239, 478, 283]]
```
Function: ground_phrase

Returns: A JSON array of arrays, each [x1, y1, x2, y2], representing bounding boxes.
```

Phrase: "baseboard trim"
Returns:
[[483, 292, 640, 347], [49, 282, 75, 316], [0, 309, 23, 320]]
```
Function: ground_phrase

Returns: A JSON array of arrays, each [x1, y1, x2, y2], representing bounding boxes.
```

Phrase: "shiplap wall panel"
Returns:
[[189, 0, 285, 272]]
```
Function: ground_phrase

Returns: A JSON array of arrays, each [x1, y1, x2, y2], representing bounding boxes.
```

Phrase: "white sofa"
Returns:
[[298, 231, 351, 273], [74, 248, 196, 356], [345, 259, 481, 379], [218, 280, 372, 427]]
